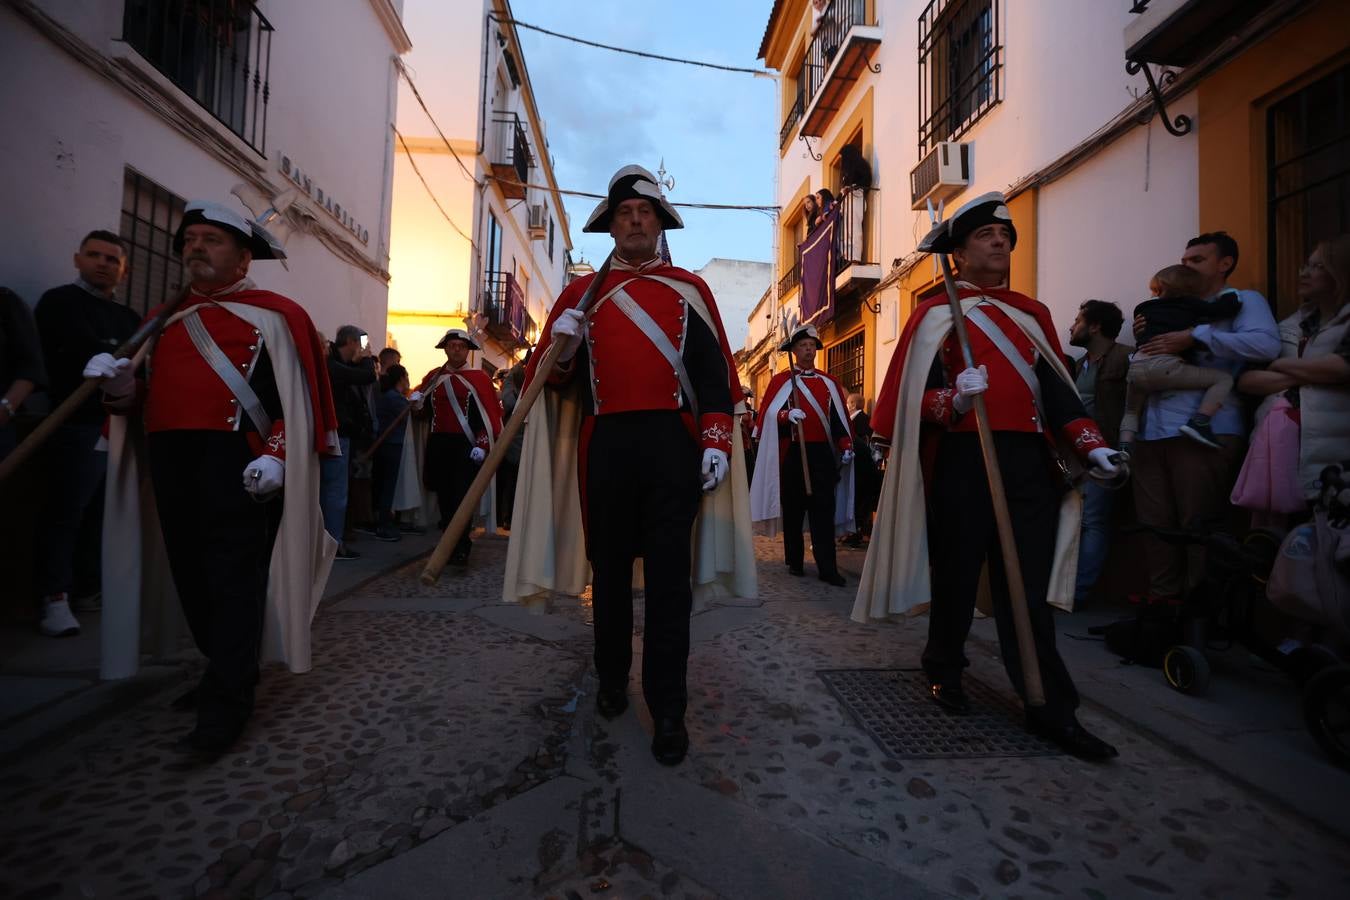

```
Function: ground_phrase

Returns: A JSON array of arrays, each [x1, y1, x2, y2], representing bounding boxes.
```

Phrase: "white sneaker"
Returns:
[[40, 596, 81, 637]]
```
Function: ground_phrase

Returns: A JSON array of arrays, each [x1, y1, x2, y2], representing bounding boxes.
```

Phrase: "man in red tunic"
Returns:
[[853, 193, 1123, 760], [750, 324, 854, 586], [520, 165, 747, 766], [411, 328, 504, 565], [85, 200, 338, 754]]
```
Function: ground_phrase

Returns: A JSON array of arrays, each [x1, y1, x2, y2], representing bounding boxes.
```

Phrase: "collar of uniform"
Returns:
[[793, 366, 817, 377], [74, 277, 115, 301], [190, 276, 256, 300], [611, 255, 664, 273]]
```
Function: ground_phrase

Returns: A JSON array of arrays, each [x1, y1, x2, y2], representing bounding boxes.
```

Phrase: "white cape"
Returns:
[[749, 372, 856, 538], [101, 303, 337, 679], [850, 297, 1082, 623]]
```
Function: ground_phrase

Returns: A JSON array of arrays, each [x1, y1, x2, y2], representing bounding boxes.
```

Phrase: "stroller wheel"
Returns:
[[1163, 645, 1211, 695], [1303, 664, 1350, 769]]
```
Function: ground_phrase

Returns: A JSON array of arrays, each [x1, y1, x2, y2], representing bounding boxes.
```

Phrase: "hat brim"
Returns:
[[435, 333, 480, 351], [583, 176, 685, 233], [778, 327, 821, 352]]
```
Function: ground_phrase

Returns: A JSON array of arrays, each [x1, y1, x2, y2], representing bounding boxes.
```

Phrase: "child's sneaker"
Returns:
[[1179, 414, 1222, 449]]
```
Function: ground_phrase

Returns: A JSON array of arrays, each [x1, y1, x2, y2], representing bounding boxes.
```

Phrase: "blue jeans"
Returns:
[[1074, 479, 1116, 604], [319, 436, 351, 542]]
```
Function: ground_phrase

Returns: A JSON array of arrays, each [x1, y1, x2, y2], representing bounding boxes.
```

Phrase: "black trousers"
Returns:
[[780, 441, 840, 577], [148, 431, 281, 729], [586, 411, 702, 721], [425, 432, 474, 555], [925, 432, 1080, 726]]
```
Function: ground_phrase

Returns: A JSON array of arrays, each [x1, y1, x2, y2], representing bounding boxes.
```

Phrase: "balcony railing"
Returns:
[[490, 113, 533, 199], [482, 270, 530, 347], [779, 92, 804, 149], [835, 187, 873, 267], [122, 0, 273, 155], [778, 261, 801, 297], [800, 0, 880, 137]]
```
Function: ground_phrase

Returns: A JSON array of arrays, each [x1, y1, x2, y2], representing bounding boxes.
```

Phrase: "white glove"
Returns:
[[551, 308, 586, 362], [409, 390, 423, 406], [83, 353, 135, 399], [701, 448, 729, 492], [1087, 447, 1119, 475], [871, 447, 885, 466], [469, 446, 486, 464], [786, 408, 807, 425], [840, 449, 855, 464], [952, 365, 988, 414], [242, 455, 284, 495]]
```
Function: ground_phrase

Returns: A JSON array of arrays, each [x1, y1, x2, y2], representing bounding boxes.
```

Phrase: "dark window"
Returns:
[[1267, 63, 1350, 317], [548, 216, 555, 263], [918, 0, 1002, 156], [122, 0, 274, 154], [120, 169, 186, 318], [827, 330, 865, 396], [484, 211, 504, 315]]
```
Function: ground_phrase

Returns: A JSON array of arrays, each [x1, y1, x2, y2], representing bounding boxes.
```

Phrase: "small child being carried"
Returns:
[[1119, 264, 1243, 451]]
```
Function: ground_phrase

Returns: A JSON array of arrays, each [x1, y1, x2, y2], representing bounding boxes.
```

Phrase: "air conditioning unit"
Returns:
[[527, 203, 547, 239], [910, 141, 970, 210]]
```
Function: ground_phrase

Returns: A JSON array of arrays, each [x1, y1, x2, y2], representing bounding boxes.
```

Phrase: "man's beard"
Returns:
[[186, 258, 219, 281]]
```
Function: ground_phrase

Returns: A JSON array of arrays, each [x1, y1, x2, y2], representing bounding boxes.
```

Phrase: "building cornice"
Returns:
[[759, 0, 808, 68], [367, 0, 413, 54]]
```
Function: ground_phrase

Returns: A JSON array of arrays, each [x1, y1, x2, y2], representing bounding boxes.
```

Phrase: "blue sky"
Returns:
[[511, 0, 776, 270]]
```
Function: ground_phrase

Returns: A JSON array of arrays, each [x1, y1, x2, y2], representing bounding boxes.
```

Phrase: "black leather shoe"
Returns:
[[651, 717, 689, 766], [1028, 717, 1119, 761], [595, 686, 628, 719], [787, 565, 805, 577], [929, 682, 970, 714], [819, 572, 846, 587], [175, 721, 243, 755]]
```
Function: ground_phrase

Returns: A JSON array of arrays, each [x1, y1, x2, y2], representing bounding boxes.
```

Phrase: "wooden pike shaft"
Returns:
[[787, 368, 814, 496], [419, 253, 614, 586], [935, 254, 1045, 707]]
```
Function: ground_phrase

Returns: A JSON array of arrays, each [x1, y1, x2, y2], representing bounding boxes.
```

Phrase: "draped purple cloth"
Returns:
[[506, 273, 527, 342], [799, 205, 838, 326]]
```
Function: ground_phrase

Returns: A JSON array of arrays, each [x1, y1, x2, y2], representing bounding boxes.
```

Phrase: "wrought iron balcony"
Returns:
[[122, 0, 273, 155], [778, 261, 801, 298], [1124, 0, 1272, 67], [779, 91, 804, 149], [482, 270, 529, 347], [490, 113, 533, 200], [800, 0, 882, 138]]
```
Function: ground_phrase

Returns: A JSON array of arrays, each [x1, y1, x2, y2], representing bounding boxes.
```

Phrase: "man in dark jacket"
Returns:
[[33, 231, 139, 636], [1068, 299, 1131, 604], [323, 325, 377, 559]]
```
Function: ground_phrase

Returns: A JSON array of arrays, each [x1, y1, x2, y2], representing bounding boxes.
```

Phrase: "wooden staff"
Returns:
[[420, 253, 614, 585], [928, 225, 1045, 707], [0, 287, 192, 484], [780, 312, 813, 497], [356, 405, 412, 465]]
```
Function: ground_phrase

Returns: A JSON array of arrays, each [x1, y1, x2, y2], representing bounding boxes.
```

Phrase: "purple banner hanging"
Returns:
[[798, 205, 838, 327], [506, 273, 527, 343]]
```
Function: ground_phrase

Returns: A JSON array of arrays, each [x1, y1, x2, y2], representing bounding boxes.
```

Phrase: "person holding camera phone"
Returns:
[[324, 324, 378, 560]]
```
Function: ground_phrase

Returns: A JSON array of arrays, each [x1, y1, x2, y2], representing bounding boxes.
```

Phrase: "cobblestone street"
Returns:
[[3, 534, 1349, 899]]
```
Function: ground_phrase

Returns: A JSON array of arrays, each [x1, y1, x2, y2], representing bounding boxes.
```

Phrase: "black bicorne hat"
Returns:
[[583, 165, 684, 234], [917, 191, 1017, 255]]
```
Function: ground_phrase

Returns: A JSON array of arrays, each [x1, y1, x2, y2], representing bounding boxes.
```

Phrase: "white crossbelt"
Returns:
[[791, 372, 833, 438], [611, 287, 700, 422], [182, 306, 273, 436]]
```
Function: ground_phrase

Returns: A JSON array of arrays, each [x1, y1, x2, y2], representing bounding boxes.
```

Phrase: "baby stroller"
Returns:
[[1125, 464, 1350, 769]]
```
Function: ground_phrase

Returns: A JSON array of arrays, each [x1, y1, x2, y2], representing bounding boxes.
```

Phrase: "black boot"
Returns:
[[1027, 715, 1119, 761], [651, 717, 689, 766]]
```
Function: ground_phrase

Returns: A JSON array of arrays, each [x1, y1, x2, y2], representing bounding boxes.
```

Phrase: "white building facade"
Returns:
[[0, 0, 410, 340], [388, 0, 573, 383]]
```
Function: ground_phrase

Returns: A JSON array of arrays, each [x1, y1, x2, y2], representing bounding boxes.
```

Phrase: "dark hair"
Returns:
[[839, 144, 873, 190], [1187, 231, 1240, 277], [378, 347, 401, 363], [80, 230, 127, 255], [1151, 264, 1206, 300], [816, 188, 835, 208], [335, 324, 366, 347], [380, 364, 408, 393], [1077, 299, 1124, 340]]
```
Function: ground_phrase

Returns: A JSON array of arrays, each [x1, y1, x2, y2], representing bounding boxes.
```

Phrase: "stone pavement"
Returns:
[[1, 533, 1348, 899]]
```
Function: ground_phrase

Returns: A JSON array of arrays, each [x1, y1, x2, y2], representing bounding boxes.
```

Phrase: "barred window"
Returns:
[[827, 330, 866, 397], [918, 0, 1002, 155], [120, 169, 186, 317]]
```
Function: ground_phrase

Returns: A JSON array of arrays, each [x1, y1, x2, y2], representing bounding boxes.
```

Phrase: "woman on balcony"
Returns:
[[839, 144, 872, 264]]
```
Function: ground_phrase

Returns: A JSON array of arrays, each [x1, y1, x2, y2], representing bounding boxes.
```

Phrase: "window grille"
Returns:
[[122, 0, 274, 155], [119, 169, 186, 318], [918, 0, 1002, 156], [827, 330, 866, 396], [1267, 63, 1350, 317]]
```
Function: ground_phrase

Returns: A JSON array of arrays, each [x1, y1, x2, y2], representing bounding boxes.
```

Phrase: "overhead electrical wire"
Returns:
[[490, 15, 769, 76], [394, 126, 477, 249]]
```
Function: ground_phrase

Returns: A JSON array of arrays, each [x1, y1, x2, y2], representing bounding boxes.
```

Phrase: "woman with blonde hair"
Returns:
[[1239, 234, 1350, 504]]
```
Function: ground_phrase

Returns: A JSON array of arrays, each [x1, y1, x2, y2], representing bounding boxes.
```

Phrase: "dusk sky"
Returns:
[[511, 0, 777, 271]]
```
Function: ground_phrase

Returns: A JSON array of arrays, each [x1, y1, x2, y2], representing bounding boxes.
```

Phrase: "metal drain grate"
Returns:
[[818, 668, 1061, 759]]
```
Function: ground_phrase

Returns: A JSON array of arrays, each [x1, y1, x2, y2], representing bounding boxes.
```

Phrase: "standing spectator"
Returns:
[[33, 231, 139, 636], [496, 361, 525, 531], [1067, 299, 1131, 605], [838, 145, 872, 264], [0, 286, 46, 460], [324, 325, 377, 560], [371, 363, 410, 542], [1131, 231, 1280, 603], [802, 193, 820, 233], [378, 346, 401, 372], [739, 384, 757, 482], [1238, 235, 1350, 502], [842, 393, 878, 548]]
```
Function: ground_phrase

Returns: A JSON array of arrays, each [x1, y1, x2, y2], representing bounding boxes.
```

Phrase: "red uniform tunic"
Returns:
[[141, 298, 287, 458], [416, 365, 502, 448], [756, 367, 853, 453]]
